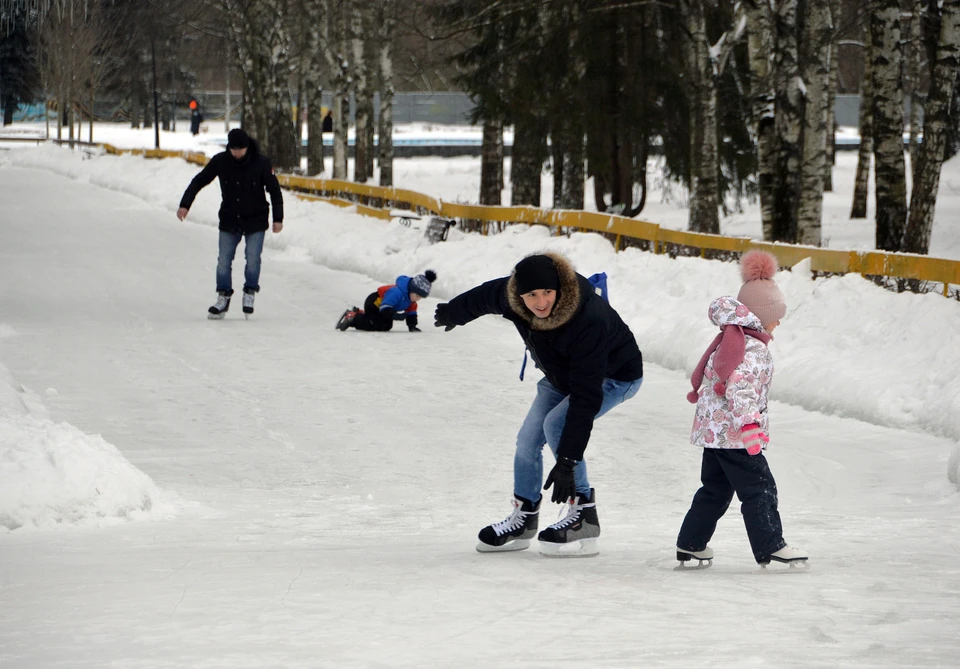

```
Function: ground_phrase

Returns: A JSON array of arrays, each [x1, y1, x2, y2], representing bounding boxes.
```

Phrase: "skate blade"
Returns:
[[476, 539, 530, 553], [758, 558, 811, 573], [538, 538, 599, 558], [207, 312, 226, 320], [674, 558, 713, 571]]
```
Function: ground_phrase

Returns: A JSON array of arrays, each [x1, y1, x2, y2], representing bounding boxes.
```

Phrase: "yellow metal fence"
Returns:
[[99, 143, 960, 296]]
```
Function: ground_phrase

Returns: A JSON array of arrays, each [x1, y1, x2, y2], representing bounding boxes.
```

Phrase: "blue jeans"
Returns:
[[514, 376, 643, 502], [216, 230, 265, 293]]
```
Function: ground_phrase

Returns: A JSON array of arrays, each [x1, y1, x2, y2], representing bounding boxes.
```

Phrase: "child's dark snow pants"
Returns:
[[676, 448, 787, 563], [352, 292, 396, 332]]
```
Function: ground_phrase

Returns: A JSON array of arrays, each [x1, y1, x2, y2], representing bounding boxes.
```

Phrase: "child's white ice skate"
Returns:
[[675, 546, 714, 570]]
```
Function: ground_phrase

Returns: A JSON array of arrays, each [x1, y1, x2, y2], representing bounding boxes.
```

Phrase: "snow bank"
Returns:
[[3, 143, 959, 465], [950, 445, 960, 491], [0, 356, 171, 531]]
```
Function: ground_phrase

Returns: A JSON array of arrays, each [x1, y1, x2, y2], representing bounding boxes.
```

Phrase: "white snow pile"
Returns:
[[950, 445, 960, 491], [0, 357, 170, 532]]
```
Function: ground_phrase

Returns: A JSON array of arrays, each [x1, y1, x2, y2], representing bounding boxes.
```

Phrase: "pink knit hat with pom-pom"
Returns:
[[737, 250, 786, 327]]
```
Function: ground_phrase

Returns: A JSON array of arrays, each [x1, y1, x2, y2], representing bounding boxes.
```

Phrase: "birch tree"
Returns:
[[906, 0, 924, 173], [796, 0, 834, 246], [851, 22, 873, 218], [681, 0, 720, 233], [744, 0, 777, 239], [376, 0, 396, 187], [223, 0, 299, 171], [351, 0, 373, 183], [300, 0, 326, 175], [770, 0, 803, 242], [902, 0, 960, 255], [870, 0, 907, 251], [320, 0, 350, 179]]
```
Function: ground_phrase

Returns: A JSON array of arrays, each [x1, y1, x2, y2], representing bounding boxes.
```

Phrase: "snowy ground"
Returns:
[[1, 130, 959, 668]]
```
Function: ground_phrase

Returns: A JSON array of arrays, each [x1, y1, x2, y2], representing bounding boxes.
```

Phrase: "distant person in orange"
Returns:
[[189, 99, 203, 136]]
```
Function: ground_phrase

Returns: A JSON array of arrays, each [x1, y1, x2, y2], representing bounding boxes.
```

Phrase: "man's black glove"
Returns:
[[434, 303, 456, 331], [544, 456, 578, 504]]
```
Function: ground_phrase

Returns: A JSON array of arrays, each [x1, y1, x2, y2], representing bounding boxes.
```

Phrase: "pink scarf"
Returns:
[[687, 325, 772, 403]]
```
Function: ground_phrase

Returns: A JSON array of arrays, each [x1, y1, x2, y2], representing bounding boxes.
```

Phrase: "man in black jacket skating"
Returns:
[[434, 252, 644, 557], [177, 128, 284, 319]]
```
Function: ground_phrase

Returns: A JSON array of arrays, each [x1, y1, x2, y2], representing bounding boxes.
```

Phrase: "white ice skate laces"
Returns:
[[491, 499, 533, 536], [548, 498, 595, 530]]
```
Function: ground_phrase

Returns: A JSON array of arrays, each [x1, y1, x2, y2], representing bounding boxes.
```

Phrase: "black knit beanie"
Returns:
[[227, 128, 250, 149], [514, 255, 559, 295]]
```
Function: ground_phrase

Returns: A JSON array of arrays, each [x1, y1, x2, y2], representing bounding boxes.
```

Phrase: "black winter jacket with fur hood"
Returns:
[[442, 253, 643, 461]]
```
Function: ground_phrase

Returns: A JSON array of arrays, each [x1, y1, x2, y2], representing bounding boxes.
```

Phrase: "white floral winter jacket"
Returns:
[[690, 296, 774, 450]]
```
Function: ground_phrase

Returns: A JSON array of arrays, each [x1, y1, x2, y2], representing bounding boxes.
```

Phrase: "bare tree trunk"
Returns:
[[224, 41, 231, 133], [771, 0, 803, 242], [871, 0, 908, 251], [907, 0, 924, 176], [263, 2, 299, 171], [851, 25, 874, 219], [376, 0, 395, 187], [306, 85, 324, 175], [351, 1, 371, 183], [511, 115, 545, 207], [317, 0, 349, 179], [552, 137, 565, 209], [903, 0, 960, 255], [797, 0, 833, 246], [480, 118, 504, 205], [745, 0, 777, 239], [824, 50, 837, 192], [131, 83, 141, 129], [560, 124, 585, 210], [323, 0, 349, 179], [684, 0, 720, 234], [302, 0, 325, 175]]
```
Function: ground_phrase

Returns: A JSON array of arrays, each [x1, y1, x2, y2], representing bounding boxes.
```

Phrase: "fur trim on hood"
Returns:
[[506, 252, 581, 331]]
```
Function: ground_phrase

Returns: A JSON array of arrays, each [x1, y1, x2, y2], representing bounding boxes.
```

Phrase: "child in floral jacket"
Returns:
[[675, 250, 807, 568]]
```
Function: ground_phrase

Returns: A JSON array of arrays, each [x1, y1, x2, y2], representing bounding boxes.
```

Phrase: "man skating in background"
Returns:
[[177, 128, 284, 319]]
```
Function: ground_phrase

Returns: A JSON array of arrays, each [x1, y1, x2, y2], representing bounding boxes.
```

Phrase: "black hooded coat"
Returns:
[[441, 252, 643, 461]]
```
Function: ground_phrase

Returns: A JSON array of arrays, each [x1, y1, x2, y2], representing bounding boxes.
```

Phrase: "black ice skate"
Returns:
[[208, 291, 232, 320], [335, 307, 361, 331], [537, 489, 600, 558], [676, 546, 714, 569], [476, 495, 540, 553], [242, 288, 256, 318]]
